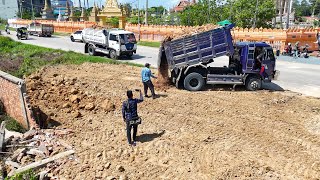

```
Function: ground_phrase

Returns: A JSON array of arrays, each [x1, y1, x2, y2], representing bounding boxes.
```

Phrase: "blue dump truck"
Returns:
[[158, 24, 279, 91]]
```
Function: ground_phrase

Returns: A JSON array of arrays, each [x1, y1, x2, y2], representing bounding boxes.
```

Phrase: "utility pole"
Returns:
[[30, 0, 35, 20], [79, 0, 81, 8], [285, 0, 291, 29], [208, 0, 210, 23], [19, 0, 23, 19], [229, 0, 233, 20], [188, 0, 190, 26], [138, 0, 141, 40], [252, 0, 259, 28], [145, 0, 148, 25]]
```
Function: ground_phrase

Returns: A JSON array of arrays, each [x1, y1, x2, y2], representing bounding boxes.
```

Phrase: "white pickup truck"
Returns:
[[83, 28, 137, 59]]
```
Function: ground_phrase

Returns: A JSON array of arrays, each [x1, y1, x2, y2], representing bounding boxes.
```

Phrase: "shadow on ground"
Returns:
[[137, 130, 165, 143], [262, 82, 285, 91], [204, 82, 284, 92], [32, 106, 61, 128]]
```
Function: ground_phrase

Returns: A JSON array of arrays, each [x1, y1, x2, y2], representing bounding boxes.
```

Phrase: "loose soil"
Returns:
[[26, 63, 320, 179]]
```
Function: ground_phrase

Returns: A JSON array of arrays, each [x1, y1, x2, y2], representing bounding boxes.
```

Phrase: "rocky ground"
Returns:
[[25, 63, 320, 180]]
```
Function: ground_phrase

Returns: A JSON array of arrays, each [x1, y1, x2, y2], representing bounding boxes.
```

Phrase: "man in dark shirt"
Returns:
[[122, 90, 143, 146]]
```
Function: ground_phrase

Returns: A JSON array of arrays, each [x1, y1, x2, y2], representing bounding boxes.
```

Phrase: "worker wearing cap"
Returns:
[[122, 90, 143, 146], [141, 63, 157, 99]]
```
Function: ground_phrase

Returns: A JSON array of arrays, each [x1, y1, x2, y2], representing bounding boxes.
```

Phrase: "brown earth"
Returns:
[[26, 63, 320, 179]]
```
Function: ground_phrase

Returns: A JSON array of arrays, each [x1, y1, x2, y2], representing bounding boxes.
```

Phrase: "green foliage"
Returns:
[[138, 41, 160, 48], [110, 17, 119, 27], [179, 0, 275, 28], [127, 16, 141, 24], [0, 115, 26, 133], [16, 10, 33, 20], [5, 170, 37, 180], [0, 36, 143, 78], [294, 0, 312, 18]]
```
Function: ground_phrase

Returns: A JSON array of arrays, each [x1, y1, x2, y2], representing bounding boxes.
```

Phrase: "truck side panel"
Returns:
[[164, 24, 235, 69]]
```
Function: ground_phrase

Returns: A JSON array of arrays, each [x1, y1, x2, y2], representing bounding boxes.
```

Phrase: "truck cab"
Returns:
[[235, 42, 277, 81], [84, 28, 137, 59], [108, 30, 137, 58]]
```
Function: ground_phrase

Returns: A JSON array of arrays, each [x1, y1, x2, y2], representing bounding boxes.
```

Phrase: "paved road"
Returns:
[[4, 32, 320, 97]]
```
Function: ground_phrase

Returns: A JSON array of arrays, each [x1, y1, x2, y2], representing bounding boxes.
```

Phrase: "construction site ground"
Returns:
[[26, 63, 320, 179]]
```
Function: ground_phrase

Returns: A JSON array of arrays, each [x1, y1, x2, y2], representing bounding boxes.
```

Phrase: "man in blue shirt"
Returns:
[[141, 63, 157, 99], [122, 90, 143, 146]]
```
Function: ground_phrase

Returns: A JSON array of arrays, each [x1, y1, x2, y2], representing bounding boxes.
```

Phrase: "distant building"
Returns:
[[51, 0, 73, 16], [0, 0, 19, 19], [173, 0, 196, 12], [0, 0, 46, 19], [19, 0, 45, 16]]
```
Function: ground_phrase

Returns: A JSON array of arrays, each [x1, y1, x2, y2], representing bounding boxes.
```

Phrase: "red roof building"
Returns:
[[174, 0, 196, 12]]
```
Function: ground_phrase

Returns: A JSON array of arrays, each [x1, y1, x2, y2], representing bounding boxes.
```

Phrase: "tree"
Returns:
[[309, 0, 320, 16], [16, 10, 33, 20], [178, 0, 275, 28]]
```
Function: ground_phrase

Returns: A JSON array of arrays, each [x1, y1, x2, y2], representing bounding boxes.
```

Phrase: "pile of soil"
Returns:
[[165, 24, 219, 41], [155, 46, 171, 91], [26, 63, 320, 179]]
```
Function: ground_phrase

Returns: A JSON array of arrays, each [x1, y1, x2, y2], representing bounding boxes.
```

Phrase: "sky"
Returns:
[[75, 0, 181, 9]]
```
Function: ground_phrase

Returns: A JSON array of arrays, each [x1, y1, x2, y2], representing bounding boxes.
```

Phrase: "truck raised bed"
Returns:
[[158, 24, 279, 91], [83, 28, 137, 59], [27, 22, 54, 37]]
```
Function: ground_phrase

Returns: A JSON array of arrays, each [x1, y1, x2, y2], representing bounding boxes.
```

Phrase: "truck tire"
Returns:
[[127, 52, 133, 58], [110, 50, 118, 59], [88, 45, 96, 56], [245, 76, 262, 91], [184, 72, 205, 91], [70, 36, 75, 42]]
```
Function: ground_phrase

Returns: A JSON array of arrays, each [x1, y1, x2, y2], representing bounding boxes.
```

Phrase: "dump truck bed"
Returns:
[[163, 24, 235, 69]]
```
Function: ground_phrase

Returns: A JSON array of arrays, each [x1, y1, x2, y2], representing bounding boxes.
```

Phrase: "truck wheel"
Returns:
[[127, 52, 133, 58], [110, 50, 118, 59], [70, 36, 75, 42], [88, 45, 96, 56], [245, 76, 262, 91], [184, 72, 205, 91]]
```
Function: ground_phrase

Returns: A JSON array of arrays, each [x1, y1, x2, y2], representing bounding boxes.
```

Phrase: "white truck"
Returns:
[[27, 22, 54, 37], [83, 28, 137, 59]]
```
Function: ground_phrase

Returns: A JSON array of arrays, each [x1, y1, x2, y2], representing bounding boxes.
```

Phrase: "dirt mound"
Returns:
[[165, 24, 219, 41], [25, 63, 320, 179]]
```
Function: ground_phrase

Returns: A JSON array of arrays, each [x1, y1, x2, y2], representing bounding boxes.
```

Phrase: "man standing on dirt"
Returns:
[[122, 90, 143, 146], [141, 63, 157, 99]]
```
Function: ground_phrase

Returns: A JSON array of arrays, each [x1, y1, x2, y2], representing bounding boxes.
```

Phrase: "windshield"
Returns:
[[119, 34, 137, 44]]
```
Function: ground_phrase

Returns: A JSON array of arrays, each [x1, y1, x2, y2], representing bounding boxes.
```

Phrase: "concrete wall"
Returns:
[[0, 71, 37, 130], [0, 0, 19, 19]]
